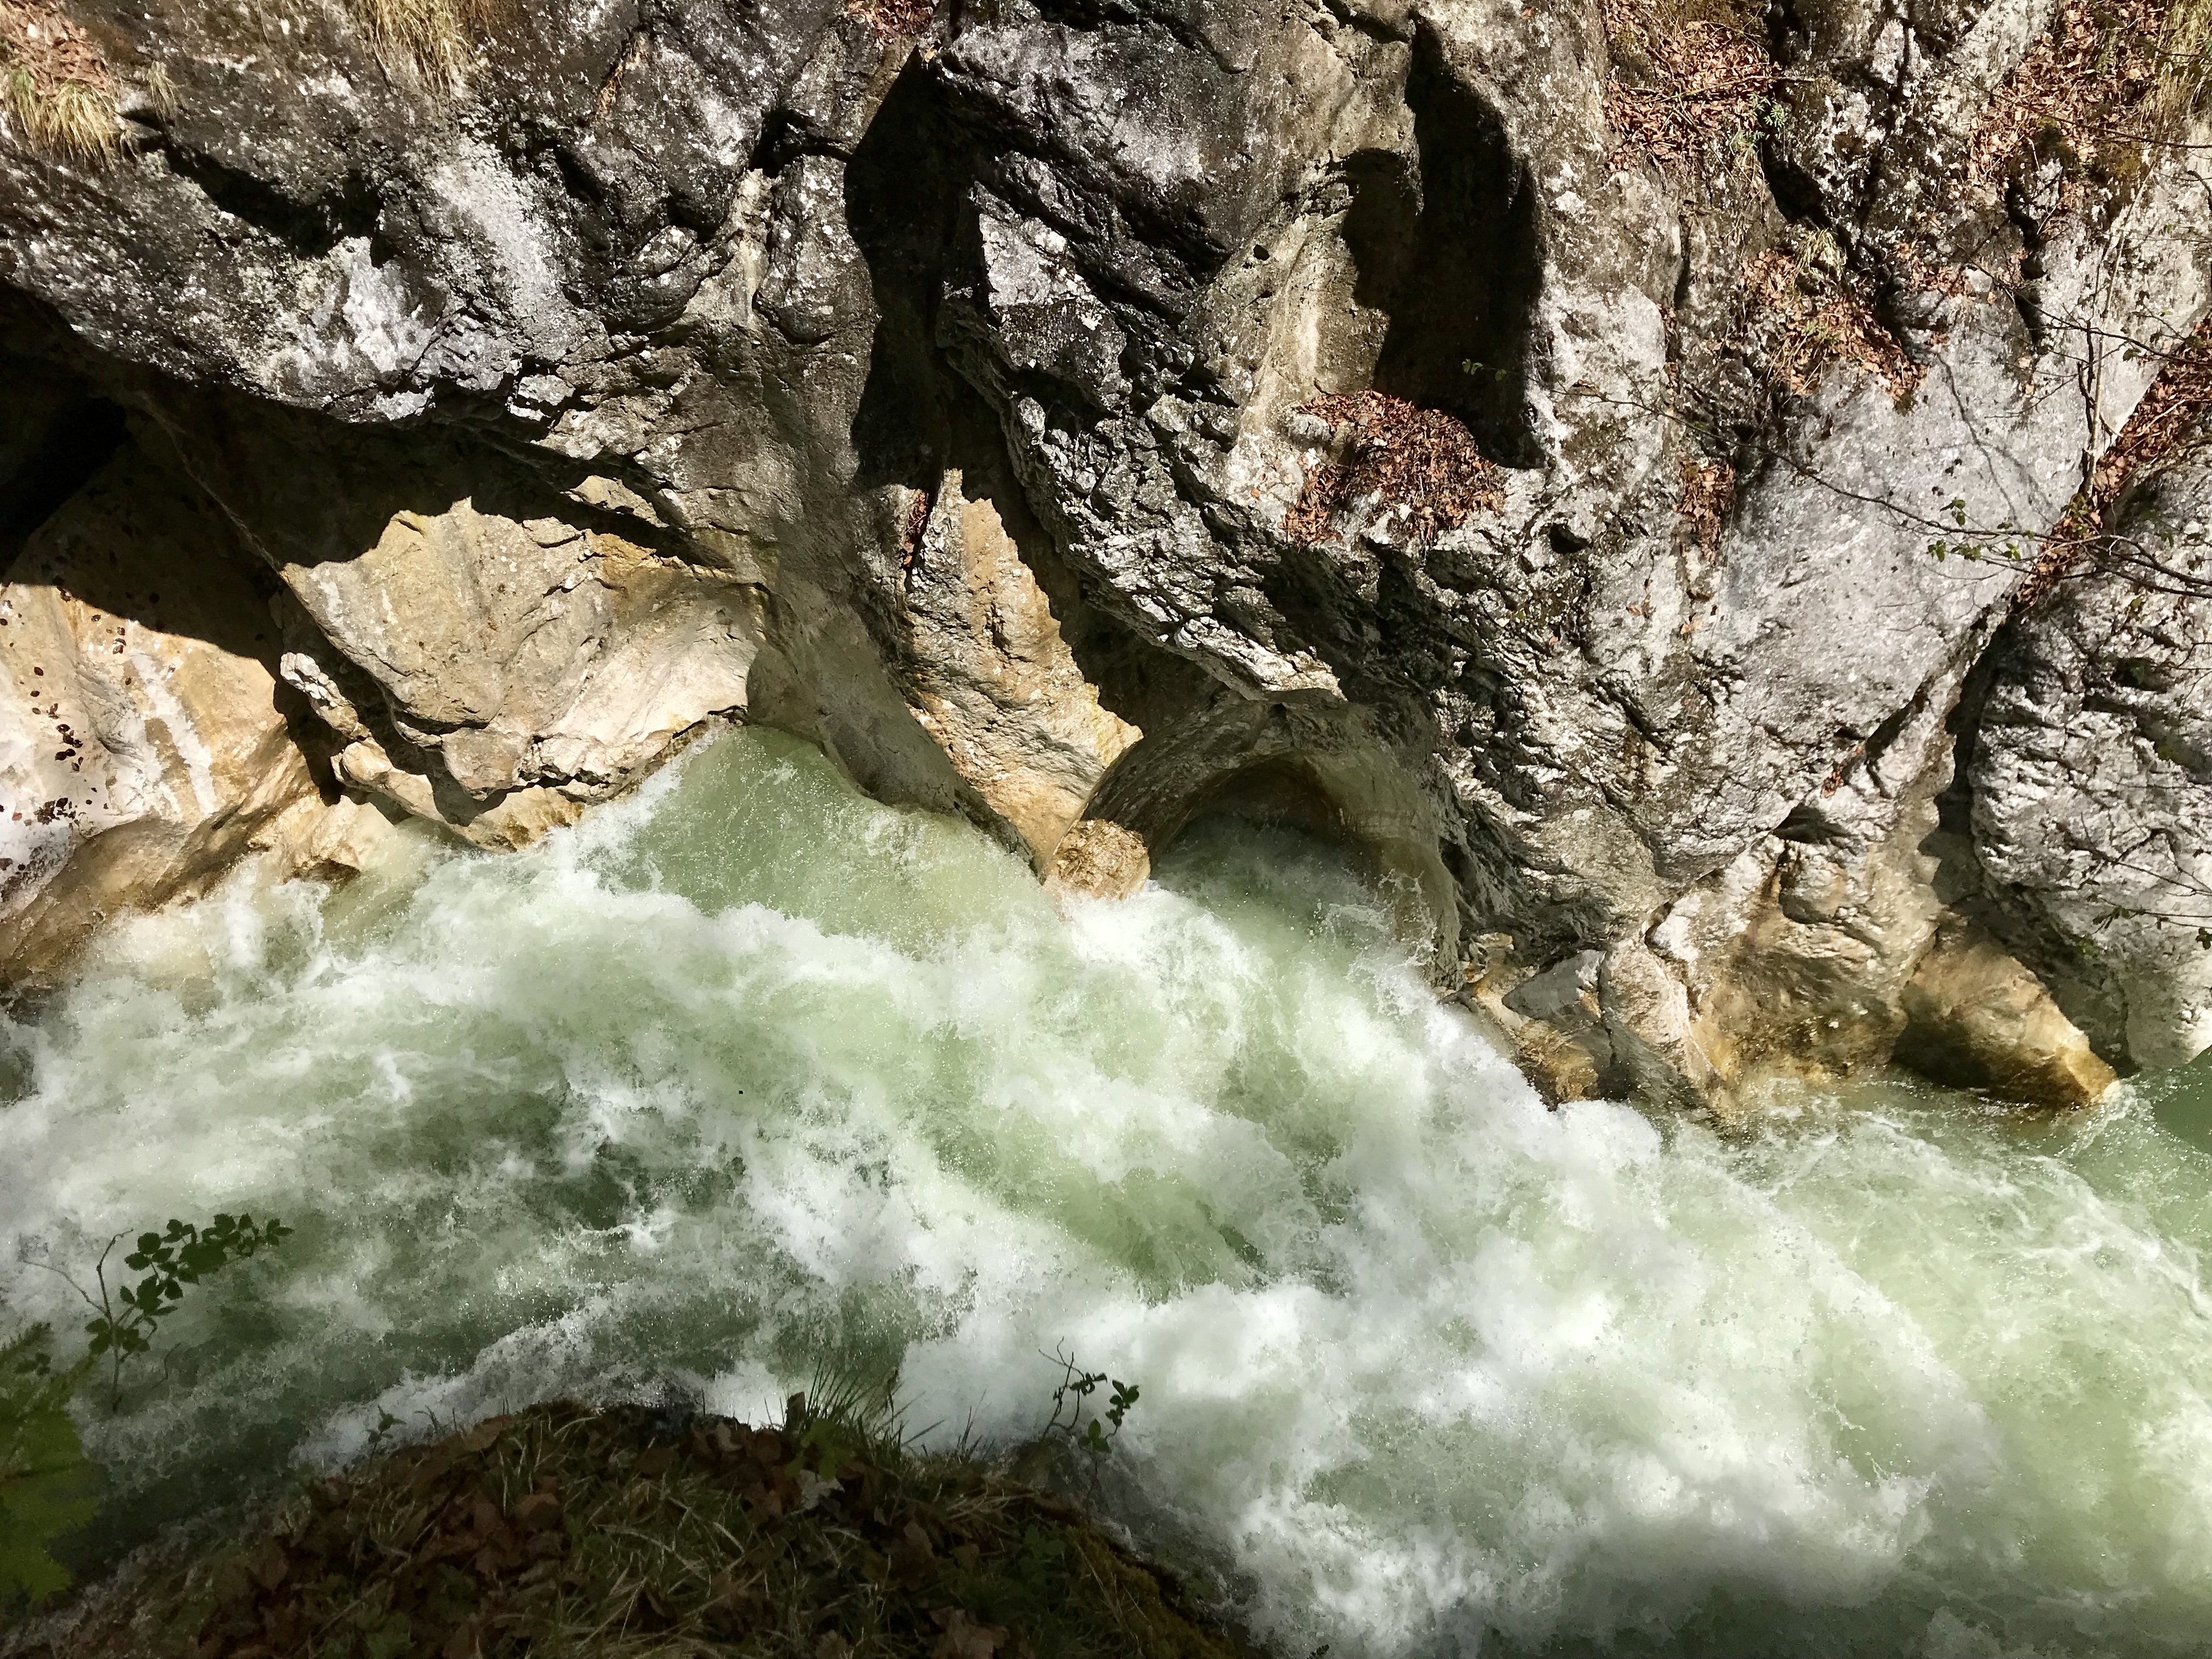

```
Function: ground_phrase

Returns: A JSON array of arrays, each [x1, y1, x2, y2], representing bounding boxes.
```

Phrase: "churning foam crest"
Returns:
[[4, 730, 2212, 1657]]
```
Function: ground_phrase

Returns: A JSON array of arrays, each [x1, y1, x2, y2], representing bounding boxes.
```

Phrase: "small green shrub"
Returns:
[[1042, 1347, 1139, 1466], [3, 1211, 291, 1623], [0, 1323, 99, 1613], [30, 1214, 291, 1412]]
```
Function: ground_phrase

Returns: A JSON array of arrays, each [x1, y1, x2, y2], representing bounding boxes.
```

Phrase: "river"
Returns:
[[5, 728, 2211, 1657]]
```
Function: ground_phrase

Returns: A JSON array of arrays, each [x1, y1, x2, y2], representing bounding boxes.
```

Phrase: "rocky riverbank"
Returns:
[[4, 0, 2210, 1112], [5, 1398, 1255, 1659]]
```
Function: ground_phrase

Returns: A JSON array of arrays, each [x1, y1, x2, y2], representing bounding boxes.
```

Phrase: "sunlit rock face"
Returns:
[[1965, 447, 2212, 1076], [3, 0, 2210, 1102], [0, 410, 343, 983]]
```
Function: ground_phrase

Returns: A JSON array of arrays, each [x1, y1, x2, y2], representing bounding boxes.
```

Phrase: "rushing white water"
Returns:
[[6, 728, 2212, 1657]]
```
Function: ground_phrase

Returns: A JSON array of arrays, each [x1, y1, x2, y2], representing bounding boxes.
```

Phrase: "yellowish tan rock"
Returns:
[[895, 473, 1140, 866], [1896, 926, 2119, 1110], [278, 499, 763, 848], [253, 791, 393, 882], [1046, 819, 1151, 902], [0, 444, 324, 983]]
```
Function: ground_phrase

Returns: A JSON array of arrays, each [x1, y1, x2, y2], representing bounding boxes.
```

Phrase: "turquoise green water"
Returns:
[[5, 729, 2212, 1657]]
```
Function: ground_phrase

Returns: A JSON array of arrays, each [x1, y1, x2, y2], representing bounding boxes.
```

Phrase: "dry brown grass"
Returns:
[[0, 0, 117, 161], [1601, 0, 1777, 180], [1283, 392, 1503, 546], [19, 1401, 1258, 1659], [1969, 0, 2199, 196], [1741, 249, 1918, 398], [843, 0, 934, 40], [2151, 0, 2212, 120], [350, 0, 492, 81]]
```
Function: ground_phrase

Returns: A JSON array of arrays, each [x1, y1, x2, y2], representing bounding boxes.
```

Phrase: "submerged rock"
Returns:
[[2, 0, 2209, 1105]]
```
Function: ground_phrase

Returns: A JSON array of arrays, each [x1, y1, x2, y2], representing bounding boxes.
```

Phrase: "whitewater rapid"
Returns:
[[5, 729, 2212, 1657]]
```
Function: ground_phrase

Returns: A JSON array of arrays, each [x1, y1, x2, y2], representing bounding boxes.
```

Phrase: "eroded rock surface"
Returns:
[[893, 470, 1140, 866], [0, 418, 351, 980], [3, 0, 2209, 1106], [1895, 922, 2119, 1109], [1964, 427, 2212, 1075]]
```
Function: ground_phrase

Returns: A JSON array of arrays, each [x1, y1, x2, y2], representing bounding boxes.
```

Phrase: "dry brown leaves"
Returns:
[[2097, 315, 2212, 495], [1678, 454, 1736, 551], [2019, 313, 2212, 605], [1969, 0, 2177, 193], [1742, 249, 1918, 398], [1891, 236, 1979, 302], [844, 0, 935, 39], [1602, 0, 1776, 178], [0, 0, 105, 93], [898, 484, 932, 578], [1284, 392, 1503, 546]]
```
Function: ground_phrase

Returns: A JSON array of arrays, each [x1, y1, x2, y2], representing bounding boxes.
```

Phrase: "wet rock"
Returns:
[[1895, 925, 2119, 1110], [1046, 819, 1151, 902], [1503, 949, 1605, 1025]]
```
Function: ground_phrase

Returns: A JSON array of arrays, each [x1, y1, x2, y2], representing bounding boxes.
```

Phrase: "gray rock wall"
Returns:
[[1966, 432, 2212, 1073], [3, 0, 2209, 1109]]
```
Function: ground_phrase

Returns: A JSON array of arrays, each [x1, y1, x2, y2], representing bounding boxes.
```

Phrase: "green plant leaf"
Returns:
[[0, 1325, 100, 1610]]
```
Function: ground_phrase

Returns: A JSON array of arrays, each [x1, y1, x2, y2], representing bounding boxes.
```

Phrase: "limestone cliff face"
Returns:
[[3, 0, 2209, 1109], [1964, 442, 2212, 1076]]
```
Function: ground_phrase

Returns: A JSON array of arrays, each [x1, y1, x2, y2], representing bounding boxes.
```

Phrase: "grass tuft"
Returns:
[[141, 60, 174, 118], [3, 70, 114, 159], [348, 0, 492, 83], [0, 1, 119, 161], [2157, 0, 2212, 120]]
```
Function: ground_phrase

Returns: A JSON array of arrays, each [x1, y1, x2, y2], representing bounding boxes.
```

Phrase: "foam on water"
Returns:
[[6, 729, 2212, 1657]]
